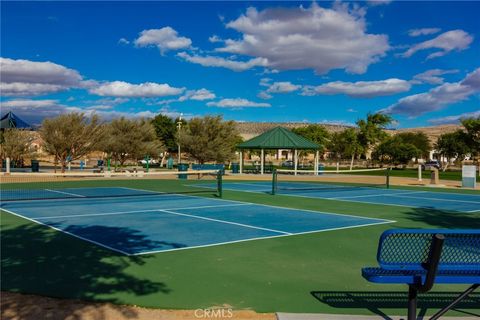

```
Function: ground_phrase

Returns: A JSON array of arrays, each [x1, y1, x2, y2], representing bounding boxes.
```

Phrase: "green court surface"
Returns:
[[1, 178, 479, 317]]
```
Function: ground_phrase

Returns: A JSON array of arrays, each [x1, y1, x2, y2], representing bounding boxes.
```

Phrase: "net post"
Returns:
[[216, 170, 223, 198], [386, 167, 391, 189], [272, 168, 277, 195]]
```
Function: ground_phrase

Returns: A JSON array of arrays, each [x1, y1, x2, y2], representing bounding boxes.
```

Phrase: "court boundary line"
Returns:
[[133, 219, 394, 255], [1, 187, 396, 256], [33, 203, 250, 220], [1, 204, 393, 256], [44, 189, 86, 198], [212, 180, 480, 199], [0, 207, 131, 255], [159, 209, 292, 235], [196, 183, 478, 212]]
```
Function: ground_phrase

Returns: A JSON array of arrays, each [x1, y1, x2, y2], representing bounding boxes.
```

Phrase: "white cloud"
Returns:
[[428, 110, 480, 125], [89, 81, 184, 97], [302, 78, 411, 98], [0, 98, 170, 124], [266, 81, 301, 94], [213, 3, 389, 74], [347, 108, 358, 113], [402, 30, 473, 59], [178, 88, 216, 101], [408, 28, 441, 37], [208, 35, 223, 43], [259, 78, 272, 87], [134, 27, 192, 54], [177, 52, 268, 72], [0, 58, 83, 96], [118, 38, 130, 45], [86, 105, 114, 110], [367, 0, 392, 6], [382, 68, 480, 116], [257, 91, 273, 100], [412, 69, 459, 85], [207, 98, 271, 108]]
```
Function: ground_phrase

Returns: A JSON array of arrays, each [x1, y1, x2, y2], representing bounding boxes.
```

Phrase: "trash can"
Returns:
[[318, 164, 324, 175], [178, 163, 189, 180], [97, 159, 104, 167], [167, 157, 174, 169], [31, 160, 40, 172], [231, 162, 240, 174]]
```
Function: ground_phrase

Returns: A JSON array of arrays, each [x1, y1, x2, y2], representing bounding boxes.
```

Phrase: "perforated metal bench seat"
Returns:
[[362, 229, 480, 320], [362, 267, 480, 284]]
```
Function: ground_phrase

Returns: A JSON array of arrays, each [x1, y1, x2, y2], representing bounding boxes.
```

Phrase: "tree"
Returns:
[[356, 113, 393, 159], [395, 132, 431, 161], [372, 135, 419, 166], [0, 129, 36, 166], [151, 114, 177, 152], [40, 113, 104, 172], [328, 128, 363, 170], [461, 116, 480, 161], [177, 115, 241, 164], [435, 130, 470, 171], [102, 117, 164, 166], [291, 124, 330, 153]]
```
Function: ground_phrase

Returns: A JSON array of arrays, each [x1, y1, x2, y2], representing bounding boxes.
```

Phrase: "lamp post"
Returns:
[[177, 113, 183, 165]]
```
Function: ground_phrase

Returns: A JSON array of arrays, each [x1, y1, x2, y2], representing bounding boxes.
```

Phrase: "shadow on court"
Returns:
[[310, 291, 480, 319], [1, 217, 170, 320], [403, 207, 480, 229]]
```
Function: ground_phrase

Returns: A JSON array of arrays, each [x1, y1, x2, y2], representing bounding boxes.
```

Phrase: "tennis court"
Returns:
[[198, 181, 480, 213], [0, 186, 391, 255]]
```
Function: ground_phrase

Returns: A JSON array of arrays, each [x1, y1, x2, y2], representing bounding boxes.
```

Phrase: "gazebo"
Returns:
[[0, 111, 32, 130], [237, 126, 321, 175]]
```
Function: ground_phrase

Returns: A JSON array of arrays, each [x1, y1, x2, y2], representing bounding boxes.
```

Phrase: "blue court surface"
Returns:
[[0, 188, 392, 255], [195, 182, 480, 213]]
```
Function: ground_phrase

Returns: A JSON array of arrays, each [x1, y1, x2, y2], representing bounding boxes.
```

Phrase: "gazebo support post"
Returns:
[[261, 148, 264, 175], [315, 150, 319, 175], [239, 150, 243, 174], [294, 149, 298, 176]]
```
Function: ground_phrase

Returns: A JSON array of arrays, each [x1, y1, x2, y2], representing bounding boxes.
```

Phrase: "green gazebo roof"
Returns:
[[237, 126, 320, 150]]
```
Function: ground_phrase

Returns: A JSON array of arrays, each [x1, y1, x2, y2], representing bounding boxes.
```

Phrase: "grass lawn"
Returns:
[[1, 178, 479, 316]]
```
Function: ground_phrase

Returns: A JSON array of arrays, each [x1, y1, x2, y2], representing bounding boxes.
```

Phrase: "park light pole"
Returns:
[[177, 113, 183, 165]]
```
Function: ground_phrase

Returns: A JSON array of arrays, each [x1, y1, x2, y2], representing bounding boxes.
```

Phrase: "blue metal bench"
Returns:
[[362, 229, 480, 320]]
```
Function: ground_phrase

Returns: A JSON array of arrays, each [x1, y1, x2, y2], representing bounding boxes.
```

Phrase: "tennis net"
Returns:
[[272, 168, 390, 195], [0, 170, 222, 202]]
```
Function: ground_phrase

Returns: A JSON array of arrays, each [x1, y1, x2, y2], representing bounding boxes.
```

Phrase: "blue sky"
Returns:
[[1, 1, 479, 128]]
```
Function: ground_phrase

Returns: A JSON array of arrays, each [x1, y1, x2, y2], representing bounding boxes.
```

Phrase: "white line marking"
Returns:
[[44, 189, 86, 198], [325, 191, 426, 200], [158, 209, 292, 235], [0, 207, 131, 256], [34, 203, 250, 220], [134, 220, 394, 255], [385, 193, 480, 204], [467, 209, 480, 213]]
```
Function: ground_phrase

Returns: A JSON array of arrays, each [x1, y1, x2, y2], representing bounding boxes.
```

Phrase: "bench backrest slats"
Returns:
[[377, 229, 480, 271]]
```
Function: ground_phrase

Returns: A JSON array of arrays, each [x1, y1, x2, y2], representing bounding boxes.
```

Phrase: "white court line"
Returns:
[[468, 209, 480, 213], [34, 203, 250, 220], [385, 193, 480, 204], [44, 189, 86, 198], [1, 186, 396, 255], [134, 220, 394, 255], [325, 191, 426, 200], [0, 207, 131, 256], [159, 209, 292, 235]]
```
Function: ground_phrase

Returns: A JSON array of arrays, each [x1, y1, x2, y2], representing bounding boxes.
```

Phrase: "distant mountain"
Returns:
[[235, 121, 461, 143]]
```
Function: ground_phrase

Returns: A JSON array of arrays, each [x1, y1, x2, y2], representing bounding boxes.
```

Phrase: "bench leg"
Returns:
[[429, 284, 479, 320], [408, 285, 418, 320]]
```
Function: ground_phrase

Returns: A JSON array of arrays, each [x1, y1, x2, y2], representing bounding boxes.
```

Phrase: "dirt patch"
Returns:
[[1, 292, 275, 320]]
